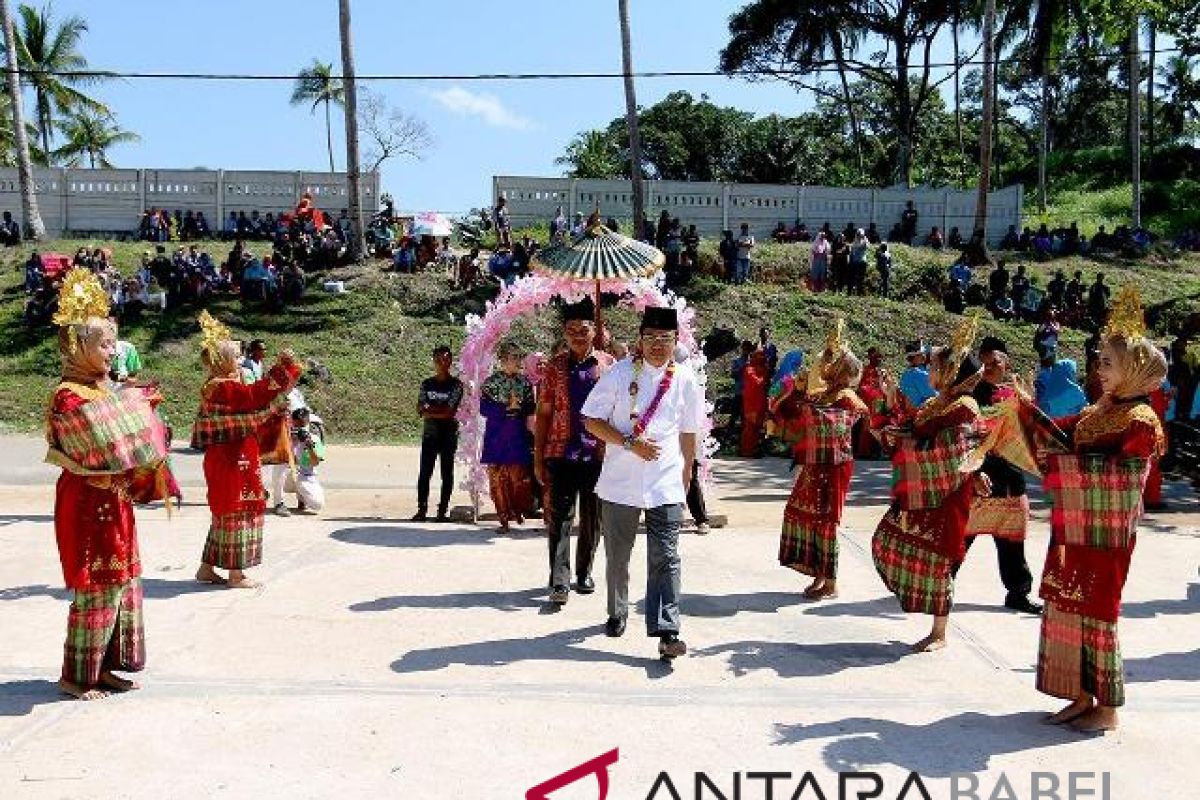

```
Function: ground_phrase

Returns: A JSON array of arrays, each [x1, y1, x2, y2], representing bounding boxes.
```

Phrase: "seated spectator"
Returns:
[[949, 259, 971, 288], [796, 222, 812, 242], [990, 291, 1016, 320], [886, 222, 903, 243], [1010, 264, 1030, 314], [1034, 307, 1061, 356], [1035, 349, 1087, 418], [947, 226, 963, 250], [488, 247, 517, 286], [987, 259, 1009, 300], [0, 211, 20, 246], [241, 256, 270, 302], [457, 247, 481, 289], [24, 251, 44, 293], [772, 221, 789, 243], [1018, 226, 1033, 251], [437, 238, 456, 269], [1092, 225, 1113, 251], [281, 262, 306, 303], [143, 276, 167, 311], [393, 238, 417, 273], [223, 211, 238, 241], [1033, 225, 1053, 260], [1064, 270, 1085, 311], [1045, 269, 1066, 308], [998, 225, 1019, 250], [195, 211, 211, 238], [1087, 272, 1111, 329], [943, 280, 966, 314], [73, 247, 91, 269]]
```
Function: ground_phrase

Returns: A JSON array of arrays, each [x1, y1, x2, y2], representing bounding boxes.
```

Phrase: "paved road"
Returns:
[[1, 437, 1197, 798]]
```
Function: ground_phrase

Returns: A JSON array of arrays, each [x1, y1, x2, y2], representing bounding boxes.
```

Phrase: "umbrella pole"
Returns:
[[594, 279, 603, 349]]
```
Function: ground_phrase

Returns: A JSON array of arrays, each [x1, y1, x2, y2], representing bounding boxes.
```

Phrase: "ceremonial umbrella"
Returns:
[[532, 213, 665, 341], [410, 211, 454, 238]]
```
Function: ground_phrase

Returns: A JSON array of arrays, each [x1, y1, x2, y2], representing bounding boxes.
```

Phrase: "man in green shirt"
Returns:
[[110, 327, 143, 383], [271, 407, 326, 514]]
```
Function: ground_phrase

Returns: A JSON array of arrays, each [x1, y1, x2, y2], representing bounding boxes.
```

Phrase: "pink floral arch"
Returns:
[[454, 273, 715, 519]]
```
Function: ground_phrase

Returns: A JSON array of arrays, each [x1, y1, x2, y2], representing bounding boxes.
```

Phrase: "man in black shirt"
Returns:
[[955, 337, 1041, 614], [413, 345, 464, 522], [900, 201, 918, 245], [1010, 264, 1031, 317]]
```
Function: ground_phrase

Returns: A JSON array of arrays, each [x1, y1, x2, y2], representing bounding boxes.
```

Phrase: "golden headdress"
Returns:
[[52, 268, 111, 352], [932, 312, 982, 392], [1102, 285, 1147, 341], [806, 317, 856, 398], [198, 310, 233, 362]]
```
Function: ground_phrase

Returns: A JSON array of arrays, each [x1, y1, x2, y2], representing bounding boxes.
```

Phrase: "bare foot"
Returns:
[[58, 678, 108, 701], [195, 565, 227, 585], [802, 579, 826, 599], [804, 583, 839, 600], [226, 576, 262, 590], [1044, 698, 1094, 726], [99, 671, 140, 692], [1070, 706, 1118, 733], [910, 633, 947, 653]]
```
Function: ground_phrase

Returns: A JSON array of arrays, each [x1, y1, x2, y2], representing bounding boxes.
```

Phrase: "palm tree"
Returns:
[[1129, 14, 1142, 228], [618, 0, 645, 237], [1, 0, 43, 239], [52, 110, 138, 168], [1157, 53, 1200, 139], [337, 0, 364, 261], [975, 0, 998, 236], [290, 58, 345, 173], [13, 3, 110, 159], [1023, 0, 1074, 213]]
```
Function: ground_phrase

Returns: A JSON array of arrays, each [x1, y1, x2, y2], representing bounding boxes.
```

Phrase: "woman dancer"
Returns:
[[1031, 287, 1166, 733], [193, 311, 301, 589], [779, 320, 866, 600]]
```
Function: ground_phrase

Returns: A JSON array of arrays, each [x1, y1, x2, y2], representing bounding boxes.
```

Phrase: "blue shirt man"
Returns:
[[899, 344, 936, 409]]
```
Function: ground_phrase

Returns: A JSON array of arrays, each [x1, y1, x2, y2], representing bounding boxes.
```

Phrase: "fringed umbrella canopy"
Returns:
[[533, 219, 665, 280]]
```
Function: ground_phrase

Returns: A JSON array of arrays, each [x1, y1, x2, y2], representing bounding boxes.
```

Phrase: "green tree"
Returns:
[[1157, 54, 1200, 139], [290, 58, 345, 173], [11, 3, 110, 160], [51, 110, 138, 168], [556, 129, 623, 178]]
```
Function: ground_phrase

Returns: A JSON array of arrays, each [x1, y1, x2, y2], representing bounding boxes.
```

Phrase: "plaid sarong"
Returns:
[[779, 463, 846, 578], [792, 405, 858, 465], [1037, 602, 1125, 707], [965, 495, 1030, 540], [202, 511, 264, 569], [1045, 454, 1149, 549], [191, 407, 277, 451], [872, 509, 954, 615], [891, 425, 976, 510], [52, 395, 167, 472], [62, 578, 145, 687]]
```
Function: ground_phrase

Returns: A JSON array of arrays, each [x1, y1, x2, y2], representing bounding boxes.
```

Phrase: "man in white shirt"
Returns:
[[581, 307, 705, 660]]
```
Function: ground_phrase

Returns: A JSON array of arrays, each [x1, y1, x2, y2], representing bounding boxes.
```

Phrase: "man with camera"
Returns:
[[271, 406, 326, 515]]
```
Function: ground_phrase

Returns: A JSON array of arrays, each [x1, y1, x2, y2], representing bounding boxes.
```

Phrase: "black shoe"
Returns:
[[549, 585, 569, 605], [433, 512, 450, 524], [575, 576, 595, 594], [410, 511, 428, 522], [1005, 595, 1043, 615], [658, 634, 687, 659], [605, 616, 627, 637]]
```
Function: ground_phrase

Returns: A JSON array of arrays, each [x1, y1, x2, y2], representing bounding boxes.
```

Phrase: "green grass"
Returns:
[[3, 238, 1199, 443]]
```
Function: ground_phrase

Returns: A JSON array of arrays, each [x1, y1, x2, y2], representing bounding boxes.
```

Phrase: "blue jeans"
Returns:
[[735, 257, 751, 284]]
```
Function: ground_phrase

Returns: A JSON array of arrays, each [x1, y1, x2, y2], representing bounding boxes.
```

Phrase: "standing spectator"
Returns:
[[682, 224, 700, 285], [241, 339, 267, 383], [718, 230, 737, 284], [550, 206, 567, 243], [493, 197, 512, 248], [580, 306, 704, 658], [534, 300, 614, 604], [758, 325, 779, 378], [849, 228, 869, 295], [900, 200, 919, 245], [1, 210, 21, 245], [875, 242, 893, 299], [830, 233, 850, 292], [739, 349, 769, 457], [728, 340, 753, 435], [413, 346, 463, 523], [735, 223, 755, 285], [809, 231, 830, 292], [663, 219, 683, 287], [1087, 272, 1111, 329]]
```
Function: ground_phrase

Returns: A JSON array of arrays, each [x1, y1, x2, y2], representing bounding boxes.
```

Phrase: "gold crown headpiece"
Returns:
[[1102, 285, 1147, 341], [198, 310, 233, 361], [51, 268, 111, 353], [950, 312, 981, 360], [807, 317, 848, 398]]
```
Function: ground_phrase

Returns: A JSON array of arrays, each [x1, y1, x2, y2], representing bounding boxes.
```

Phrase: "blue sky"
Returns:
[[41, 0, 970, 215]]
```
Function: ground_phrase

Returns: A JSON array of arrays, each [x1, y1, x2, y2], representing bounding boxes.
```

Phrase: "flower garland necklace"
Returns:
[[628, 357, 677, 439]]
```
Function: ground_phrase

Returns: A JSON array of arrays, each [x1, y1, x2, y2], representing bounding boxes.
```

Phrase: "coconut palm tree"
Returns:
[[290, 58, 345, 173], [1, 0, 43, 239], [52, 110, 138, 168], [337, 0, 364, 261], [974, 0, 998, 235], [1157, 53, 1200, 139], [618, 0, 645, 237], [13, 3, 110, 160]]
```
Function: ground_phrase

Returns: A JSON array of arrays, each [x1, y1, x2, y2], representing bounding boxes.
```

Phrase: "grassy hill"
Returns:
[[2, 238, 1198, 444]]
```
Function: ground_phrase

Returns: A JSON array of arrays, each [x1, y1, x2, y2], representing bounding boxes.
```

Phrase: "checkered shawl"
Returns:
[[891, 425, 978, 510], [1045, 453, 1149, 549], [190, 406, 277, 450], [792, 404, 858, 465], [51, 394, 167, 473]]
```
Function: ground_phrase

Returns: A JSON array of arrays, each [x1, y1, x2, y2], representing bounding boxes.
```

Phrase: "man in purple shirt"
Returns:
[[534, 299, 614, 605]]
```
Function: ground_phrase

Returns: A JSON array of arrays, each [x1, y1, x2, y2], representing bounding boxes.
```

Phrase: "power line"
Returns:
[[12, 47, 1185, 83]]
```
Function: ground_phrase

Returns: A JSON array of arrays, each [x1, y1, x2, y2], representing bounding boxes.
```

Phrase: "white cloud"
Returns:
[[425, 86, 535, 131]]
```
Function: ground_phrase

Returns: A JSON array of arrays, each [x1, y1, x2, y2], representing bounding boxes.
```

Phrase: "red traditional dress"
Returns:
[[779, 389, 867, 579], [855, 363, 890, 458], [872, 395, 980, 615], [1036, 401, 1163, 707], [47, 382, 172, 688], [193, 362, 300, 570], [1143, 384, 1169, 506], [739, 353, 768, 457]]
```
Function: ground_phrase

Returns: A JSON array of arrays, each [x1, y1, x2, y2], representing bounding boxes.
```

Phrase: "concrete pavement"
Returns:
[[0, 437, 1198, 799]]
